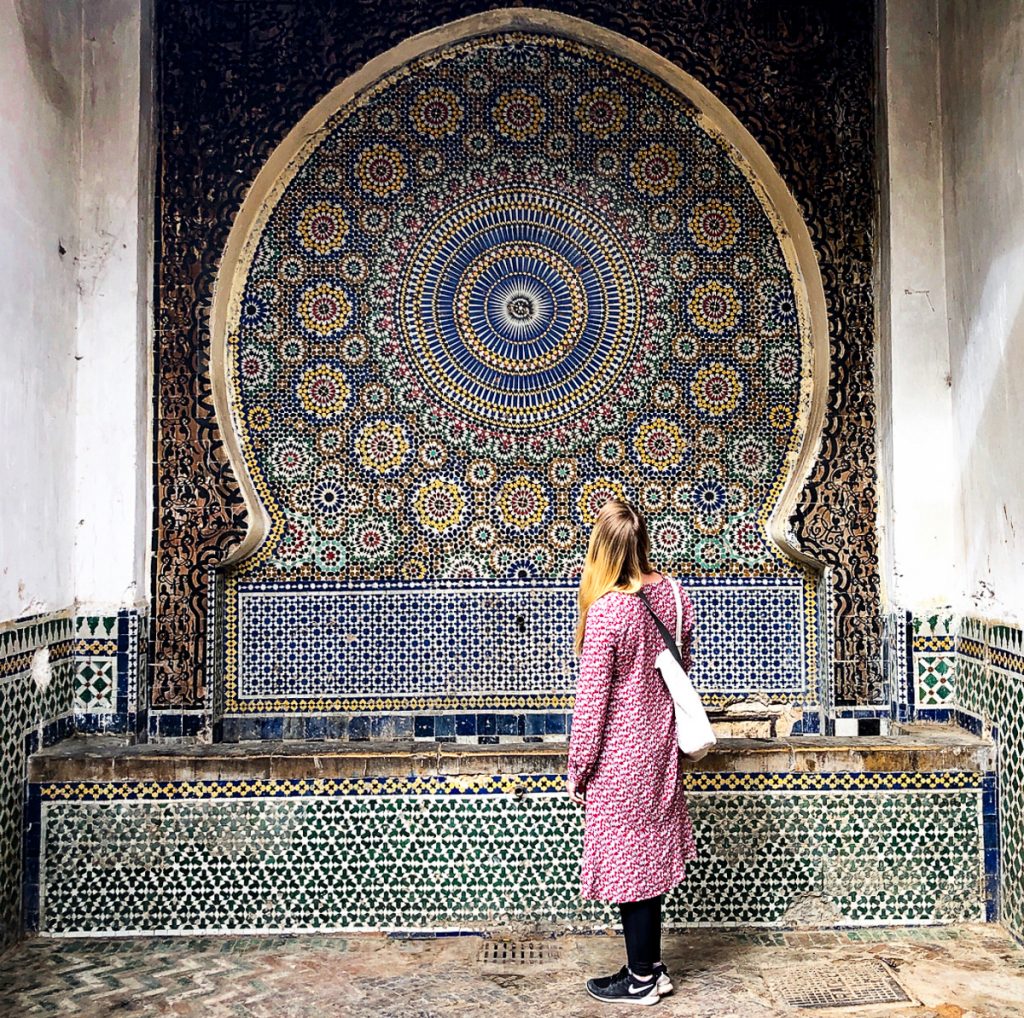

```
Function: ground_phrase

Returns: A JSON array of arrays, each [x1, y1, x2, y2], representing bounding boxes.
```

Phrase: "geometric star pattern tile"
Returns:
[[38, 774, 984, 934], [917, 612, 1024, 944], [73, 658, 116, 713], [229, 576, 815, 713], [0, 612, 75, 950]]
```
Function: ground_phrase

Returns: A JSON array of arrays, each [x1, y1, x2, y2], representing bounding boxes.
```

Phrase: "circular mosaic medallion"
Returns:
[[398, 187, 640, 429]]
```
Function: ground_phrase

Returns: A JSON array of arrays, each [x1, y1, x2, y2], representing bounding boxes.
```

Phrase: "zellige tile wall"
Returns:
[[1, 608, 148, 949], [34, 771, 984, 935], [0, 611, 75, 949], [947, 616, 1024, 943]]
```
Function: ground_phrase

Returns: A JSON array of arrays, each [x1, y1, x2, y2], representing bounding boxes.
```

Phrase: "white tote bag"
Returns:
[[639, 576, 717, 762]]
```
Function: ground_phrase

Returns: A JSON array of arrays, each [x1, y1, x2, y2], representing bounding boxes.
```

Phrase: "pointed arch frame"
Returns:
[[209, 7, 830, 573]]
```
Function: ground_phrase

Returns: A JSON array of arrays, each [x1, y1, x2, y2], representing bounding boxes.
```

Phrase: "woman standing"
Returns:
[[567, 499, 697, 1006]]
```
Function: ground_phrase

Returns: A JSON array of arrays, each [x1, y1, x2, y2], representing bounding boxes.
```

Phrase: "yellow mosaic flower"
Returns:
[[691, 362, 742, 417], [297, 282, 352, 337], [297, 364, 350, 419], [687, 280, 741, 333], [296, 201, 348, 255], [688, 198, 740, 252], [354, 143, 407, 196], [497, 476, 549, 531], [630, 142, 682, 196], [769, 404, 795, 430], [575, 86, 627, 138], [355, 421, 410, 474], [247, 406, 271, 432], [492, 89, 545, 140], [578, 478, 627, 525], [414, 478, 466, 534], [409, 87, 463, 138], [633, 418, 686, 472]]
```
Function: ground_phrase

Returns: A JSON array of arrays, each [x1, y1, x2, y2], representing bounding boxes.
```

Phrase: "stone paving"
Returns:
[[1, 925, 1023, 1017]]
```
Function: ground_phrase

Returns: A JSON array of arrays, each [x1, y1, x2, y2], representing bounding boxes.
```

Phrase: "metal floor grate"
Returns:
[[762, 959, 912, 1009], [478, 940, 561, 966]]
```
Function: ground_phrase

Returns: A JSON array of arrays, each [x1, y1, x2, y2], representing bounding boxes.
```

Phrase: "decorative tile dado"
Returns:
[[70, 610, 148, 737], [0, 611, 76, 950], [912, 612, 957, 707], [36, 770, 982, 934], [153, 0, 880, 711], [949, 615, 1024, 943]]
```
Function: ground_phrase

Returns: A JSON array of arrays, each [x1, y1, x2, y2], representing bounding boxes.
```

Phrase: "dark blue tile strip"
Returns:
[[21, 777, 41, 933], [915, 707, 954, 725], [953, 709, 984, 737], [903, 610, 914, 721], [982, 767, 1000, 923]]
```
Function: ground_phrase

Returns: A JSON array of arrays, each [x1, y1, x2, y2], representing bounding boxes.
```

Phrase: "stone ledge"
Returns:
[[29, 725, 993, 783]]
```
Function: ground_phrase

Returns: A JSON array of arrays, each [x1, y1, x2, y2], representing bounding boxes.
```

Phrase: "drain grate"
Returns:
[[762, 959, 912, 1009], [478, 940, 561, 966]]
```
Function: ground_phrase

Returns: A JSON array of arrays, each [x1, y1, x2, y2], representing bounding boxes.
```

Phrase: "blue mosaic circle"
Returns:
[[398, 187, 640, 429]]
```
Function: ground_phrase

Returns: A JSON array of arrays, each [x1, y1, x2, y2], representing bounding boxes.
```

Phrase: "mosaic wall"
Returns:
[[229, 36, 810, 583], [153, 0, 879, 713], [0, 612, 75, 950], [0, 609, 151, 948], [913, 611, 957, 709], [936, 615, 1024, 943], [33, 771, 982, 935], [217, 28, 821, 715], [72, 611, 149, 738]]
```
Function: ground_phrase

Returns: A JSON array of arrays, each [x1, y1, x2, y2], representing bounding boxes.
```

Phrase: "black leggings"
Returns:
[[617, 894, 663, 976]]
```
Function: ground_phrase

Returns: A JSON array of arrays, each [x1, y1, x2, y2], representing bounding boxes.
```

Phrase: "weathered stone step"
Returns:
[[29, 725, 993, 784]]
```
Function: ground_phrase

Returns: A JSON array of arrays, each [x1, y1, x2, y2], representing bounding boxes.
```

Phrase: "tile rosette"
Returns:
[[229, 37, 811, 583]]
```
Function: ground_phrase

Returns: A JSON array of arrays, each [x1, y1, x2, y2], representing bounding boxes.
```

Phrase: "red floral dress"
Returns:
[[567, 577, 698, 903]]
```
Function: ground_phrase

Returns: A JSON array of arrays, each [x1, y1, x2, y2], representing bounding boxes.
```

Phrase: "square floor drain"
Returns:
[[762, 959, 912, 1009], [478, 940, 561, 966]]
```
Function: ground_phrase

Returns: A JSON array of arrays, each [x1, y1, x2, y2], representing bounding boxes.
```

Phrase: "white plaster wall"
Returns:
[[939, 0, 1024, 626], [74, 0, 151, 610], [879, 0, 958, 611], [0, 0, 150, 623], [0, 0, 83, 620]]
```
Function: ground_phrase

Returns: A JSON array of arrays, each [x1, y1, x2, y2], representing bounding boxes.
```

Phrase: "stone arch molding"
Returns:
[[209, 8, 830, 717]]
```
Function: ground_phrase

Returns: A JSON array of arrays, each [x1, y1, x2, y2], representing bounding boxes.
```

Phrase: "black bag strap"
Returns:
[[638, 587, 684, 669]]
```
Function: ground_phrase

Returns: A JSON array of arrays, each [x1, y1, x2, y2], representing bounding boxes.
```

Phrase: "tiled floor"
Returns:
[[1, 925, 1023, 1017]]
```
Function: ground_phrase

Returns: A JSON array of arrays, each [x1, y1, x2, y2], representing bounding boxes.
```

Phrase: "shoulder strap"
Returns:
[[638, 587, 683, 668], [665, 575, 682, 645]]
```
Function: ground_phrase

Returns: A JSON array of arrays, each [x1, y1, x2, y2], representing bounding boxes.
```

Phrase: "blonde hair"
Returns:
[[575, 499, 654, 654]]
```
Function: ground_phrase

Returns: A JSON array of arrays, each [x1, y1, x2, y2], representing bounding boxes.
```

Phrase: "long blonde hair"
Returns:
[[575, 499, 655, 654]]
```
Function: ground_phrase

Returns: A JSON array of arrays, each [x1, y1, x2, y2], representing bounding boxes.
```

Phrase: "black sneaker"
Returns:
[[586, 967, 660, 1005], [652, 962, 673, 996], [588, 965, 629, 991]]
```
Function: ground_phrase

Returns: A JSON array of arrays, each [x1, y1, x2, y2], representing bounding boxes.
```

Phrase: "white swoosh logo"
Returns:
[[628, 982, 653, 995]]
